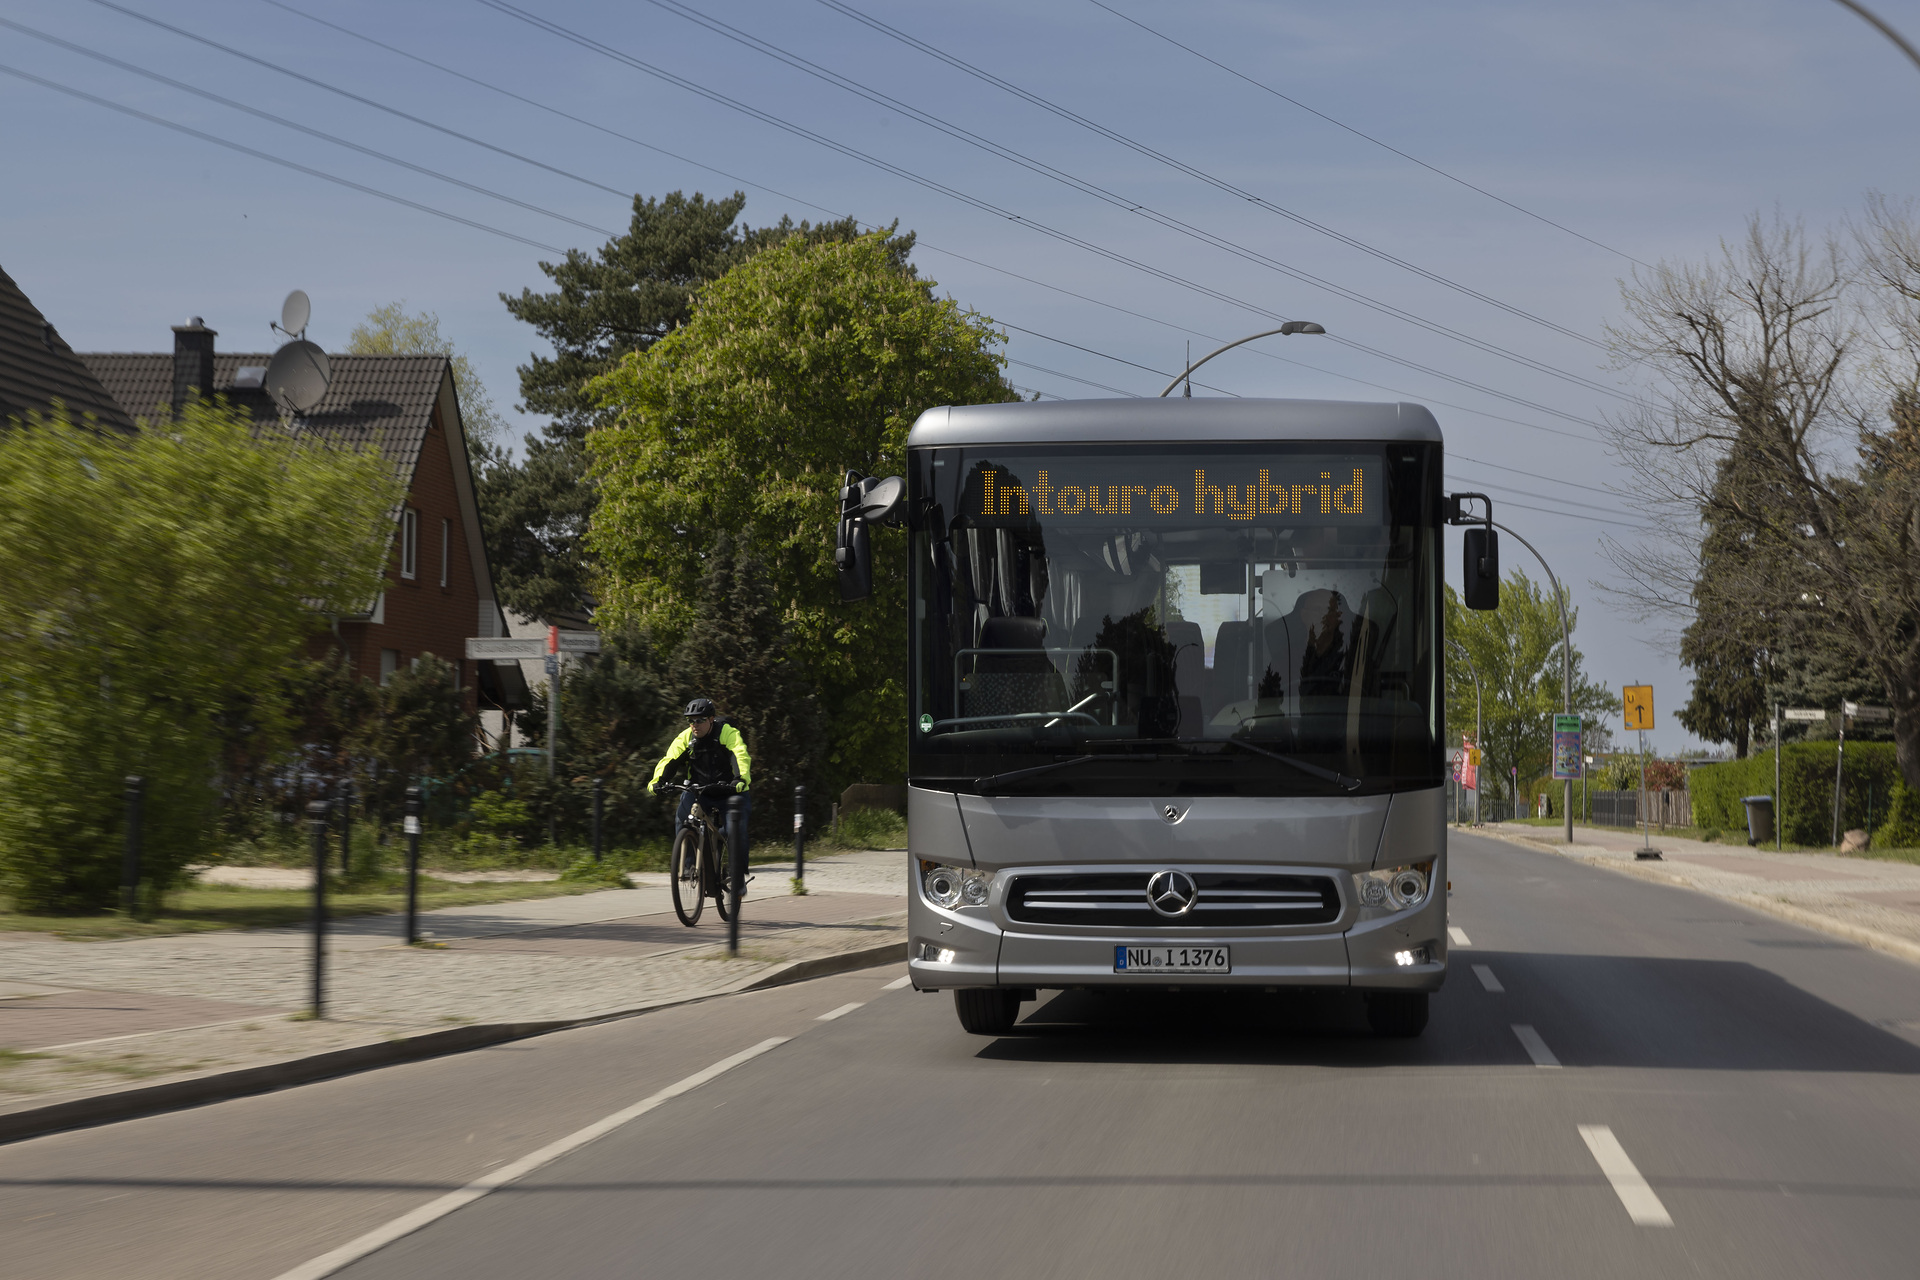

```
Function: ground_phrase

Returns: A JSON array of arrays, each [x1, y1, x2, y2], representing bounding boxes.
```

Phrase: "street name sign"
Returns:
[[1844, 701, 1891, 723], [465, 638, 546, 660], [556, 631, 602, 654], [1623, 685, 1654, 732], [1784, 708, 1827, 723]]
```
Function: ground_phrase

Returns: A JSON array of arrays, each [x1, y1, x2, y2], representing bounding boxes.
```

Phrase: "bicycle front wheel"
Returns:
[[670, 827, 703, 926], [710, 826, 735, 922]]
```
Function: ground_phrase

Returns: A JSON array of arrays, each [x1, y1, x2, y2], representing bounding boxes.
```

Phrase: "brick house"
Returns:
[[82, 321, 529, 722]]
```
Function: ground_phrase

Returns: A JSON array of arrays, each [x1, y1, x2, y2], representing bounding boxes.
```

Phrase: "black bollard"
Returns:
[[404, 784, 422, 945], [592, 776, 604, 863], [792, 784, 807, 894], [726, 794, 745, 955], [306, 799, 330, 1018], [121, 775, 146, 919], [338, 779, 355, 877]]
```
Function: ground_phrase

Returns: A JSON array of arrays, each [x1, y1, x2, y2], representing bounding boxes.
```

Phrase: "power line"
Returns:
[[0, 62, 568, 254], [0, 16, 621, 240], [809, 0, 1610, 349], [997, 322, 1236, 395], [86, 0, 633, 201], [255, 0, 860, 231], [1450, 450, 1621, 498], [469, 0, 1617, 427], [1448, 473, 1635, 519], [1084, 0, 1650, 268], [1003, 358, 1140, 398], [641, 0, 1633, 408]]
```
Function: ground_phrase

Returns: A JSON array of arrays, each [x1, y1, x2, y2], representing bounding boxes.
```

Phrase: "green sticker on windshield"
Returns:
[[919, 713, 934, 733]]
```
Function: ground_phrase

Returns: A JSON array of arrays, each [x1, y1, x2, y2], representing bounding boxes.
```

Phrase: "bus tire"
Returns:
[[954, 987, 1021, 1035], [1366, 990, 1428, 1037]]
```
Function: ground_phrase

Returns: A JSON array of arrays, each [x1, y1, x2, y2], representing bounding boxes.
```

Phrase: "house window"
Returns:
[[440, 518, 451, 588], [380, 649, 401, 685], [400, 509, 419, 580]]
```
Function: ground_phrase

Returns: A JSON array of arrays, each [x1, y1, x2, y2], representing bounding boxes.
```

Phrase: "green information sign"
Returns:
[[1552, 715, 1583, 780]]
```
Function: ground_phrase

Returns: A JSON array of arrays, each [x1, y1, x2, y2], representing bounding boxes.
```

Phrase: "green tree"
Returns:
[[346, 302, 507, 448], [488, 190, 900, 621], [0, 400, 400, 911], [666, 536, 827, 838], [1446, 572, 1618, 813], [360, 655, 476, 823], [588, 231, 1017, 793]]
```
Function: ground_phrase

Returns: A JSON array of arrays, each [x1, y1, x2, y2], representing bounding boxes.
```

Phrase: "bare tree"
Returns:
[[1604, 209, 1920, 787]]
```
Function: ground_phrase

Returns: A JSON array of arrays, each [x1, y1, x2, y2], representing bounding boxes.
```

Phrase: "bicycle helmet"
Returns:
[[684, 697, 717, 720]]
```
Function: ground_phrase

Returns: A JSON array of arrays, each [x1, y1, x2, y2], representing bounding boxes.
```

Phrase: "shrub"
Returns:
[[832, 807, 907, 849], [557, 857, 634, 889], [1875, 780, 1920, 848], [1689, 743, 1899, 845]]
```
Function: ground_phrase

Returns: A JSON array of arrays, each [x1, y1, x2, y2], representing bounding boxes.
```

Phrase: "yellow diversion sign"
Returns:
[[1623, 685, 1655, 732]]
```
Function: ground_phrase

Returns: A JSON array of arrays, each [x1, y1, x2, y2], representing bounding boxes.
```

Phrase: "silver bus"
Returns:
[[839, 398, 1492, 1037]]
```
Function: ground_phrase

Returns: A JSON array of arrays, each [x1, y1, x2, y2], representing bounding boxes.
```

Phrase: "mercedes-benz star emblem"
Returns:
[[1146, 869, 1198, 917], [1161, 804, 1181, 822]]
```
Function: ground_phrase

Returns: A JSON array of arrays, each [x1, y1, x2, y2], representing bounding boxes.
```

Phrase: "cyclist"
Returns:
[[649, 697, 753, 869]]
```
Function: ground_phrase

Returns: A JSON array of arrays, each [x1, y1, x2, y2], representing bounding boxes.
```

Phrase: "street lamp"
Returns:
[[1158, 322, 1326, 397]]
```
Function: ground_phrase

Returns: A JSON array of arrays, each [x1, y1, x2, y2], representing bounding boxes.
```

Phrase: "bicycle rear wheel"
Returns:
[[670, 827, 703, 926]]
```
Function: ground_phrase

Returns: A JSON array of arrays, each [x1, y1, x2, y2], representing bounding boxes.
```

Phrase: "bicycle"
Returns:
[[658, 780, 743, 927]]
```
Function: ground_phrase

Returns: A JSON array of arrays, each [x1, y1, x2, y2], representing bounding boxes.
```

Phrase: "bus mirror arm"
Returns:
[[1446, 492, 1500, 612]]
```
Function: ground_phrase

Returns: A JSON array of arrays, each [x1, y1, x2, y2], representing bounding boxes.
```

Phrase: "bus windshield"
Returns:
[[908, 441, 1442, 796]]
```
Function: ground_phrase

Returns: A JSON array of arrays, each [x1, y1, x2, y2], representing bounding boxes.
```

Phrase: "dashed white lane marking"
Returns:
[[270, 1037, 790, 1280], [882, 976, 911, 991], [1511, 1024, 1561, 1068], [816, 1002, 865, 1021], [1472, 964, 1504, 993], [1448, 926, 1472, 946], [1578, 1125, 1673, 1226]]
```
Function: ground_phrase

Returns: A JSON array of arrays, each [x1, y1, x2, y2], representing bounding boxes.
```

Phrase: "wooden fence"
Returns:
[[1591, 788, 1692, 829]]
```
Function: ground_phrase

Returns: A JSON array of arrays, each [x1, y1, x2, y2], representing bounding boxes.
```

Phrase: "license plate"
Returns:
[[1114, 945, 1230, 974]]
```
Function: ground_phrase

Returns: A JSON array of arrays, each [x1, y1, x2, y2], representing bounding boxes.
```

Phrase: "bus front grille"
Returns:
[[1005, 872, 1340, 928]]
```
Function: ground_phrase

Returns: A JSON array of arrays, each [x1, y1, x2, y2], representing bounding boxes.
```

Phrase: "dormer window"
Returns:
[[400, 509, 419, 580]]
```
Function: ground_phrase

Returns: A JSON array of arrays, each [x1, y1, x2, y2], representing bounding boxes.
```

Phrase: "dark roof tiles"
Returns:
[[82, 351, 452, 477], [0, 265, 138, 434]]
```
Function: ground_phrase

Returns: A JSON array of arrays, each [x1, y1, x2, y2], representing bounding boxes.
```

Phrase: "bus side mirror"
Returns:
[[1463, 527, 1499, 610], [837, 517, 872, 601]]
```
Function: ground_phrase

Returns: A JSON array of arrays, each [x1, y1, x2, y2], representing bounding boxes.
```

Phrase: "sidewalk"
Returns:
[[1474, 822, 1920, 964], [0, 849, 909, 1135]]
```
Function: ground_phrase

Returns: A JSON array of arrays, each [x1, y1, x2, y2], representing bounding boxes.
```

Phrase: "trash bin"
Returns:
[[1741, 795, 1775, 846]]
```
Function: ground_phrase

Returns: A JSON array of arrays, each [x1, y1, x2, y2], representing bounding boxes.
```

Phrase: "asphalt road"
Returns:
[[6, 830, 1920, 1279]]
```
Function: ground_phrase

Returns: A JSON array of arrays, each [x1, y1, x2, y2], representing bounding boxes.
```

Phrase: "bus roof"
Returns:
[[907, 397, 1441, 448]]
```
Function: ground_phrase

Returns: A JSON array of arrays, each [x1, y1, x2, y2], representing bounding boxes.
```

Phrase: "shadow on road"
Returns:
[[975, 951, 1920, 1074]]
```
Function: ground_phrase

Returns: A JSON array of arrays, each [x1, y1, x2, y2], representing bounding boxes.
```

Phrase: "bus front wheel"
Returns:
[[954, 988, 1022, 1035], [1365, 990, 1429, 1037]]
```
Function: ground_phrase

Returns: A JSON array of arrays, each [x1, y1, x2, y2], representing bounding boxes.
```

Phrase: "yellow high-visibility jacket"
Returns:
[[649, 720, 753, 791]]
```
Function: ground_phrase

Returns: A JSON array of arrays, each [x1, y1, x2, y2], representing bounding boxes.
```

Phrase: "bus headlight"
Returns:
[[922, 863, 963, 908], [1353, 861, 1433, 918], [962, 871, 992, 906]]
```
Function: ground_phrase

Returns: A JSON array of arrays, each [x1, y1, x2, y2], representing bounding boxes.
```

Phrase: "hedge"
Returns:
[[1689, 743, 1900, 846]]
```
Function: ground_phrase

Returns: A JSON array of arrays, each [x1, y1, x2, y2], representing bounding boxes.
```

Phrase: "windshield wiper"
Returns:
[[973, 752, 1165, 793], [1197, 737, 1363, 792]]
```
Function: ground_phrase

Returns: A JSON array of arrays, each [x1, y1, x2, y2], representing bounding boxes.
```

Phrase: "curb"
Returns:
[[1473, 828, 1920, 969], [0, 940, 905, 1147]]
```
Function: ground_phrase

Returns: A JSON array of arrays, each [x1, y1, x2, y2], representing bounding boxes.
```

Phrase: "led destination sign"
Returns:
[[963, 454, 1381, 527]]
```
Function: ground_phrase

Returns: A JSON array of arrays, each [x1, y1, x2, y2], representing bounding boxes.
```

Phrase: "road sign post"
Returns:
[[793, 784, 807, 895], [1623, 685, 1660, 859], [403, 784, 422, 945], [306, 799, 330, 1018], [121, 775, 145, 920]]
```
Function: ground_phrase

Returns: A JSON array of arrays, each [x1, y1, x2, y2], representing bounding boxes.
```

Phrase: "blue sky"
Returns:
[[7, 0, 1919, 753]]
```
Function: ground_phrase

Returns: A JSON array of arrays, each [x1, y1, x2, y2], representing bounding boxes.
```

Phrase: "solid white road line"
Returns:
[[1472, 964, 1504, 993], [1578, 1125, 1674, 1226], [817, 1002, 865, 1021], [1448, 926, 1472, 946], [269, 1037, 790, 1280], [882, 976, 911, 991], [1511, 1024, 1561, 1068]]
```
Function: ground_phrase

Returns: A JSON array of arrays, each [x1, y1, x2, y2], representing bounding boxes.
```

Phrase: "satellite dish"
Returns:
[[853, 475, 905, 522], [264, 340, 332, 414], [279, 289, 311, 337]]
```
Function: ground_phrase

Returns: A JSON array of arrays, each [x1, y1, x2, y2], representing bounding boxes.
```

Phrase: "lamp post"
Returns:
[[1490, 520, 1575, 845], [1157, 322, 1326, 397]]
